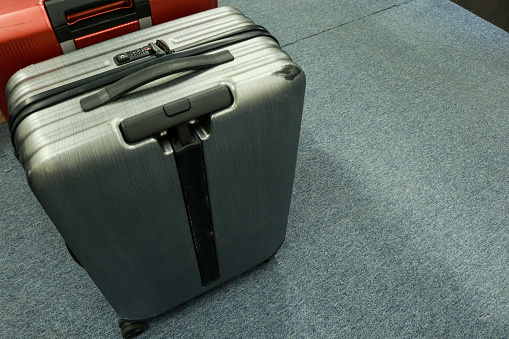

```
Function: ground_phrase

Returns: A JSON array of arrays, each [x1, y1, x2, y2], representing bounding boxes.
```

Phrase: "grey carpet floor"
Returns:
[[1, 0, 509, 337]]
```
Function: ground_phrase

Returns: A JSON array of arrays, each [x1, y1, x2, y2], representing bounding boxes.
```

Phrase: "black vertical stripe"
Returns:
[[171, 132, 219, 286]]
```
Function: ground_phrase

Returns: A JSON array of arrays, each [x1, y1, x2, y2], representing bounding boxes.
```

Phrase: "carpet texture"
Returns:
[[1, 0, 508, 337]]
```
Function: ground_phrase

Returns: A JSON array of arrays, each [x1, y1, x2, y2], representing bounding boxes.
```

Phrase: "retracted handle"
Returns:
[[120, 85, 233, 144], [80, 50, 234, 111], [45, 0, 152, 52]]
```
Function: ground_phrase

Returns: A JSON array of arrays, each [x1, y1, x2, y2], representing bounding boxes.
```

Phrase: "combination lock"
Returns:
[[114, 41, 169, 66], [114, 45, 155, 65]]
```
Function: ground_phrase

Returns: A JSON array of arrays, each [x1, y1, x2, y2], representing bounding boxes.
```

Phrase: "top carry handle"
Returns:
[[80, 51, 234, 111]]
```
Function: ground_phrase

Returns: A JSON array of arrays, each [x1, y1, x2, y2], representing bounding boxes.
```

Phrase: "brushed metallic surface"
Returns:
[[201, 68, 305, 280], [9, 7, 306, 320], [27, 127, 202, 320]]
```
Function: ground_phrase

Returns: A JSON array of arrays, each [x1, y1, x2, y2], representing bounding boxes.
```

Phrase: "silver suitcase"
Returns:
[[7, 6, 305, 337]]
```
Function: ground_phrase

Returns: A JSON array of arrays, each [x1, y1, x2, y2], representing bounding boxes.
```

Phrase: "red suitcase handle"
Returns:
[[66, 0, 134, 26], [45, 0, 152, 52]]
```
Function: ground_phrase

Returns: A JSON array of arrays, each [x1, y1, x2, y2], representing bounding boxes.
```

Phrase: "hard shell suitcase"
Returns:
[[7, 6, 305, 337], [0, 0, 217, 120]]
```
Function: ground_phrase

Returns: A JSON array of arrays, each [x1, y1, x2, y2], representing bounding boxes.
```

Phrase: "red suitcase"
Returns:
[[0, 0, 217, 120]]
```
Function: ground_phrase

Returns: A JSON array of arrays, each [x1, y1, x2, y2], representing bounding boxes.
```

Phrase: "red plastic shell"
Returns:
[[149, 0, 217, 25], [74, 20, 140, 49], [0, 1, 62, 119]]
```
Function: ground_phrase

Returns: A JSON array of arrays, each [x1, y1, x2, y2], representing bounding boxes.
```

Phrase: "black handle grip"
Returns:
[[120, 85, 233, 144], [80, 51, 234, 111]]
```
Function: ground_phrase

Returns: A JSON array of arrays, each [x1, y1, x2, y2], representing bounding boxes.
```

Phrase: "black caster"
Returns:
[[118, 319, 145, 338]]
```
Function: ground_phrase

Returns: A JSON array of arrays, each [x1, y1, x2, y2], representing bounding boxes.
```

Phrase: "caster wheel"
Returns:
[[118, 319, 127, 328], [118, 319, 145, 338]]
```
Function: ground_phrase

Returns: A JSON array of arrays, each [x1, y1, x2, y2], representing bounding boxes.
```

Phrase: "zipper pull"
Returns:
[[155, 39, 174, 55], [148, 42, 166, 57]]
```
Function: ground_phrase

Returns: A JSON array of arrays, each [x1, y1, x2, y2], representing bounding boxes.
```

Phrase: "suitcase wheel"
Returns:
[[118, 319, 145, 338]]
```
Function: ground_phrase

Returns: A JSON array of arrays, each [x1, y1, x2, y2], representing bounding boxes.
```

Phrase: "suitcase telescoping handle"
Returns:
[[80, 50, 234, 111], [120, 85, 233, 144]]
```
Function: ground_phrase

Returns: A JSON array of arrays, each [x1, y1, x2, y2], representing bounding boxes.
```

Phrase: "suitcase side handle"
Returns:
[[120, 85, 233, 144], [80, 51, 234, 111]]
